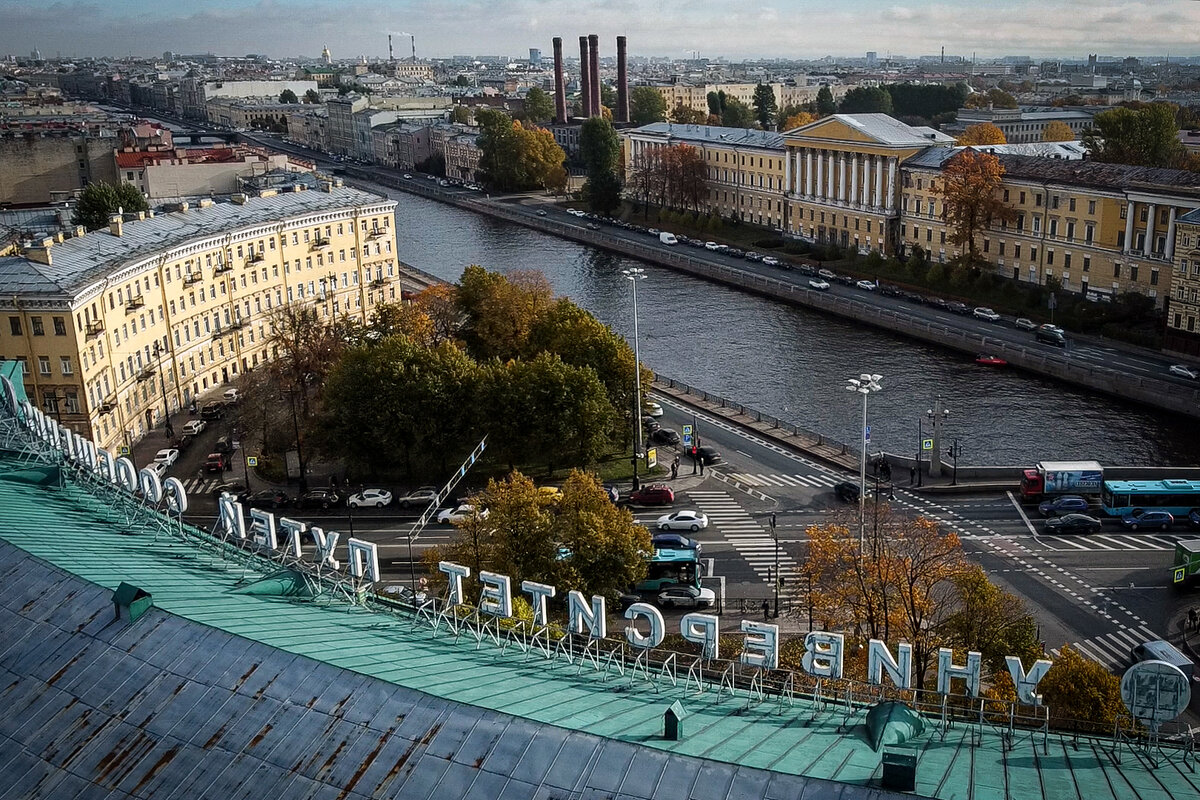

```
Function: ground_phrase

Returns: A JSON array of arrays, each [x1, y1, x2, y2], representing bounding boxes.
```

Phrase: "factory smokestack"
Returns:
[[552, 37, 567, 123], [588, 34, 600, 117], [578, 36, 590, 118], [388, 34, 393, 62], [411, 35, 417, 63], [616, 36, 629, 123]]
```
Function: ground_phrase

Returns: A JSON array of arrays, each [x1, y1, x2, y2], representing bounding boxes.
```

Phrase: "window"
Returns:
[[1068, 197, 1076, 212], [1085, 223, 1094, 244], [53, 317, 66, 336], [999, 242, 1006, 256], [31, 317, 44, 336], [1088, 200, 1096, 215], [1037, 193, 1043, 207], [38, 356, 50, 375], [1014, 244, 1022, 259], [1151, 268, 1159, 286], [1066, 221, 1075, 241], [1047, 250, 1055, 265], [1049, 219, 1058, 237], [1114, 263, 1122, 278], [7, 317, 19, 336], [60, 356, 72, 375], [1130, 265, 1139, 282], [1064, 253, 1072, 269], [1019, 191, 1026, 204], [1030, 246, 1037, 261]]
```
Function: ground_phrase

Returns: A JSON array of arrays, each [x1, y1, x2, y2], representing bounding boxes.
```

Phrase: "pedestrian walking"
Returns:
[[761, 599, 770, 621], [670, 462, 678, 480], [1190, 607, 1198, 631], [910, 466, 916, 485]]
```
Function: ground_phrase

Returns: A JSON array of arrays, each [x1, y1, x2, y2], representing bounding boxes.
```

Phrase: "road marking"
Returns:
[[1006, 491, 1038, 536]]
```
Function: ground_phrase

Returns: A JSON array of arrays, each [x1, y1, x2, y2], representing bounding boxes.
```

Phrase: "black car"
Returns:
[[242, 489, 292, 509], [797, 264, 817, 277], [833, 481, 861, 503], [642, 415, 661, 434], [726, 248, 746, 258], [692, 445, 722, 465], [296, 489, 340, 510], [200, 402, 225, 420], [1043, 513, 1102, 535], [210, 481, 248, 498], [652, 532, 700, 550], [170, 434, 195, 451], [651, 428, 681, 446], [946, 301, 971, 315], [836, 274, 857, 286], [1190, 509, 1200, 529]]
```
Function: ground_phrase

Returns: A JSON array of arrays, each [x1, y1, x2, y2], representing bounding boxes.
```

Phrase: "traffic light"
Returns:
[[690, 445, 698, 457]]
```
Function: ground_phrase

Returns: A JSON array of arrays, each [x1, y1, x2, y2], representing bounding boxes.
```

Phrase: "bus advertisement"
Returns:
[[635, 547, 704, 592], [1101, 479, 1200, 518]]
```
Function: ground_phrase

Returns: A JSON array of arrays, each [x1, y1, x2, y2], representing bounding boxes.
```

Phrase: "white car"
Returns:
[[437, 504, 489, 524], [1014, 317, 1037, 331], [658, 585, 716, 609], [536, 209, 547, 216], [223, 388, 240, 403], [809, 279, 830, 291], [348, 489, 393, 508], [644, 400, 664, 417], [153, 448, 179, 467], [403, 173, 413, 179], [181, 419, 206, 436], [762, 256, 780, 266], [855, 280, 876, 291], [396, 486, 439, 508], [704, 241, 720, 250], [655, 510, 709, 532], [973, 307, 1001, 322], [147, 461, 169, 479], [1169, 364, 1199, 380]]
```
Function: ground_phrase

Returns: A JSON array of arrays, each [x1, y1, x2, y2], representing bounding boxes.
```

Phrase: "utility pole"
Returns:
[[152, 342, 174, 439], [771, 512, 779, 618], [927, 396, 948, 479]]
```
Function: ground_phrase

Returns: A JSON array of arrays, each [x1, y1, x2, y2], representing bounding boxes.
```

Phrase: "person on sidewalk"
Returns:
[[761, 599, 770, 621], [1190, 607, 1198, 632], [670, 462, 678, 480]]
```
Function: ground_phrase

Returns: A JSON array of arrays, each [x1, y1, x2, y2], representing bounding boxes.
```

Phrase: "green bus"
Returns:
[[635, 547, 704, 592]]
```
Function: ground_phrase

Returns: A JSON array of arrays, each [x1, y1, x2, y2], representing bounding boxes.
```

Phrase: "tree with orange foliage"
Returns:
[[957, 122, 1007, 145], [781, 111, 817, 130], [1040, 120, 1075, 142], [1038, 645, 1124, 730], [411, 284, 461, 345], [936, 149, 1016, 263]]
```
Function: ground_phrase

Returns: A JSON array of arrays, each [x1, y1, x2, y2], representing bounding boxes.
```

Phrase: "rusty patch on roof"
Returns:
[[232, 662, 259, 691], [248, 723, 273, 749], [130, 745, 180, 795], [337, 726, 395, 800], [46, 652, 82, 686]]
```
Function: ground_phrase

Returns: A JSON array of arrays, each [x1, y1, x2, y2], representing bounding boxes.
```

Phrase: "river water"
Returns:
[[381, 188, 1198, 466]]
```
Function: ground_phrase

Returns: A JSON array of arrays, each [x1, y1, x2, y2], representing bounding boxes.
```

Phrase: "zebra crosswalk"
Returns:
[[725, 472, 844, 489], [1050, 624, 1157, 673], [687, 490, 800, 586], [179, 476, 228, 495], [1035, 532, 1186, 552]]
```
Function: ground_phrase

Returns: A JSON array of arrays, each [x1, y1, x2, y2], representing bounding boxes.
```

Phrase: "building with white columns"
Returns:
[[782, 114, 955, 254]]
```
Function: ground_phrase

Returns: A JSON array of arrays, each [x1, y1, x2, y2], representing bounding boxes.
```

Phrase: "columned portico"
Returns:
[[826, 151, 835, 200], [873, 157, 884, 211], [1145, 203, 1157, 254], [850, 155, 859, 208], [806, 150, 814, 197], [1124, 201, 1135, 254], [861, 156, 872, 208], [838, 155, 847, 203], [815, 151, 824, 200], [886, 157, 897, 213]]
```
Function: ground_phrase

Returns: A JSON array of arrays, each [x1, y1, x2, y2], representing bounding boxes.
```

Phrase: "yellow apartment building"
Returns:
[[0, 180, 399, 453], [622, 123, 789, 229], [782, 114, 956, 254], [649, 83, 849, 118], [1166, 209, 1200, 355], [900, 149, 1200, 304]]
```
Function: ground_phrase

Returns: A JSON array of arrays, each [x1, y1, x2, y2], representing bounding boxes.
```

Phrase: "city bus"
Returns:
[[1100, 479, 1200, 517], [635, 547, 704, 592]]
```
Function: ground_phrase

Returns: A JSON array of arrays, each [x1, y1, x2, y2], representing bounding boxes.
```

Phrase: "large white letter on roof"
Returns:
[[479, 571, 512, 618], [1006, 656, 1052, 705], [439, 562, 470, 605], [937, 648, 982, 698], [567, 590, 607, 639], [802, 632, 844, 679], [521, 581, 555, 626], [624, 603, 665, 650], [347, 538, 379, 582], [868, 639, 913, 689], [680, 613, 719, 660], [309, 526, 340, 569], [740, 620, 779, 670], [216, 493, 246, 539]]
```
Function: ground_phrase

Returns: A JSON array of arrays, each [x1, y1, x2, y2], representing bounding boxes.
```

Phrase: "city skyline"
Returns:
[[4, 0, 1200, 62]]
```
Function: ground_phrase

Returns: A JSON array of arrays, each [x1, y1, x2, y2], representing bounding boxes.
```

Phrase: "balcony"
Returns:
[[85, 320, 104, 338], [246, 251, 265, 264], [124, 294, 145, 313], [310, 237, 331, 251], [213, 261, 233, 275], [97, 398, 117, 415], [229, 317, 245, 330], [367, 228, 385, 240], [370, 277, 387, 289], [183, 271, 202, 286], [136, 365, 156, 382]]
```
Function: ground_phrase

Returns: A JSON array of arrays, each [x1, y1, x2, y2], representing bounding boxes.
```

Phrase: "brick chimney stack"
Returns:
[[578, 36, 590, 118], [552, 37, 567, 123], [588, 34, 601, 117], [616, 36, 629, 123]]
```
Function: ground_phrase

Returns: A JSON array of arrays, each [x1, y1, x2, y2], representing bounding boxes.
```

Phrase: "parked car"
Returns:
[[644, 400, 664, 417], [182, 419, 206, 436], [223, 388, 240, 404], [1038, 495, 1090, 517], [171, 434, 195, 452], [833, 481, 861, 503], [651, 428, 681, 445], [1169, 364, 1198, 380], [1043, 513, 1102, 535], [242, 489, 291, 509], [836, 275, 857, 286], [200, 402, 225, 421], [535, 209, 547, 216], [395, 486, 438, 508], [704, 241, 720, 250], [203, 452, 230, 473], [210, 481, 248, 498], [629, 484, 675, 506], [147, 461, 169, 478], [347, 488, 393, 508], [658, 585, 716, 609], [762, 256, 780, 267], [1036, 324, 1067, 347], [692, 445, 722, 465], [642, 415, 661, 434], [745, 251, 763, 262], [973, 307, 1001, 322], [152, 448, 179, 467], [945, 301, 970, 315], [652, 533, 700, 550], [655, 510, 709, 532], [1120, 509, 1174, 530], [296, 489, 341, 510], [818, 268, 836, 280], [855, 280, 876, 291], [808, 278, 830, 291], [214, 435, 238, 454], [1014, 317, 1037, 331], [436, 504, 489, 524]]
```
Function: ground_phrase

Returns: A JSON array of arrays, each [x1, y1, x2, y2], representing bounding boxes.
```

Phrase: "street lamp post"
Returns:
[[623, 267, 646, 492], [152, 342, 174, 440], [770, 512, 779, 618], [846, 373, 882, 553], [285, 389, 308, 493], [926, 397, 950, 480]]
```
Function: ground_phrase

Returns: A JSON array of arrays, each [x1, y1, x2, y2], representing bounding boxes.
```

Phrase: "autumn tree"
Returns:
[[1041, 120, 1075, 142], [630, 86, 667, 125], [1038, 645, 1125, 730], [476, 108, 566, 191], [411, 284, 462, 345], [781, 111, 816, 130], [936, 149, 1015, 263], [553, 470, 652, 598], [941, 566, 1042, 673], [457, 265, 553, 361], [956, 122, 1007, 145], [816, 86, 837, 115], [752, 83, 778, 129], [365, 301, 434, 347], [72, 181, 148, 231], [670, 104, 707, 125], [964, 88, 1017, 109], [523, 87, 555, 124], [1082, 104, 1187, 168]]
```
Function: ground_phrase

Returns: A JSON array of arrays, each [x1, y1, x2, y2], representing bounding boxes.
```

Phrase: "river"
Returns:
[[380, 187, 1198, 466]]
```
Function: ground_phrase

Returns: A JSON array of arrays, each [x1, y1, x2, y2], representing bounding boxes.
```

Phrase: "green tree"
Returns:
[[630, 86, 667, 125], [965, 88, 1018, 109], [304, 89, 320, 104], [579, 116, 623, 214], [942, 566, 1043, 674], [523, 87, 554, 124], [1039, 645, 1125, 729], [884, 83, 967, 122], [721, 97, 754, 128], [475, 108, 566, 191], [600, 84, 617, 111], [752, 83, 778, 128], [72, 181, 148, 231], [453, 74, 470, 87], [555, 469, 652, 598], [457, 265, 553, 361], [707, 90, 725, 117], [670, 104, 707, 124], [450, 105, 472, 124], [839, 86, 893, 114], [1083, 104, 1186, 168], [815, 86, 836, 116], [279, 88, 298, 104]]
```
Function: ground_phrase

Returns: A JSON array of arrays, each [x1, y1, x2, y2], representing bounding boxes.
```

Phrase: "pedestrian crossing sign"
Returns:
[[1174, 566, 1187, 584], [119, 446, 130, 455], [921, 438, 934, 451], [247, 456, 258, 467]]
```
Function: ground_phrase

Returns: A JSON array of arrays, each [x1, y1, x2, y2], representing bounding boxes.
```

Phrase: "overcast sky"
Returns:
[[4, 0, 1200, 61]]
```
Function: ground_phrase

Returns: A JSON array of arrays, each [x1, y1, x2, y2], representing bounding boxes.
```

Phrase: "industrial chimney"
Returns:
[[588, 34, 601, 117], [388, 34, 393, 62], [578, 36, 590, 118], [552, 37, 567, 123], [616, 36, 629, 123]]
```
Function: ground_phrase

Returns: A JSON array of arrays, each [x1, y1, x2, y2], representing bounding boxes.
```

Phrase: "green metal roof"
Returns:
[[0, 457, 1196, 799]]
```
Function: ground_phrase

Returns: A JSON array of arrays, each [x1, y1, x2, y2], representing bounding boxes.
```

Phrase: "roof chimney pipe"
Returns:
[[578, 36, 590, 118], [588, 34, 601, 117], [553, 37, 567, 123], [616, 36, 629, 123]]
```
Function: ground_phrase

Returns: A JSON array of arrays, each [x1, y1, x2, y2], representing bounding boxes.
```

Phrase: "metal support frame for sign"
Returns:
[[776, 671, 796, 712], [684, 656, 708, 694], [600, 645, 626, 682], [405, 436, 487, 592]]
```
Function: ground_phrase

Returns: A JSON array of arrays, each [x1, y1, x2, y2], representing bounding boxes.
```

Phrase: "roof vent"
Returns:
[[293, 183, 305, 192], [198, 198, 214, 208], [178, 202, 189, 213], [231, 193, 248, 205], [112, 582, 153, 623], [109, 215, 123, 237], [74, 225, 85, 238]]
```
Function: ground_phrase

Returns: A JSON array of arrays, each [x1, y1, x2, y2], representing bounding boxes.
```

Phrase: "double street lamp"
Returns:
[[623, 267, 646, 492], [846, 373, 882, 552]]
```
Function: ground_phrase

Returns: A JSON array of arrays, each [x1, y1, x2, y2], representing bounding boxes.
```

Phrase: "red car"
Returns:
[[629, 484, 675, 506], [204, 452, 230, 473]]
